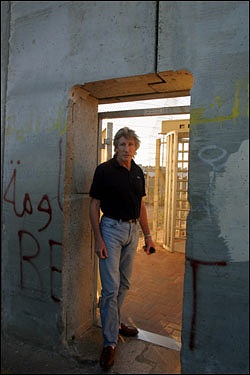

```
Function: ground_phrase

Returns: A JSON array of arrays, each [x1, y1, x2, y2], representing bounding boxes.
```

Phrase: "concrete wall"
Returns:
[[1, 1, 248, 373]]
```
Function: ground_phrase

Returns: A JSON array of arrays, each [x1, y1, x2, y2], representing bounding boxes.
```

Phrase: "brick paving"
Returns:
[[121, 241, 185, 343]]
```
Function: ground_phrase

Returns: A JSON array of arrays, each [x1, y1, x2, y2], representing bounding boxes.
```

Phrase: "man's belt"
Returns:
[[104, 215, 138, 223]]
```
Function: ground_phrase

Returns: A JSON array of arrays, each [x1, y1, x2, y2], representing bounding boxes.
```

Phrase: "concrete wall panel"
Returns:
[[157, 1, 249, 372], [9, 1, 156, 93]]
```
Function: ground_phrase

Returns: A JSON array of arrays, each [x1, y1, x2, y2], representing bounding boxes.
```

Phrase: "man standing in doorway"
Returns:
[[89, 127, 155, 370]]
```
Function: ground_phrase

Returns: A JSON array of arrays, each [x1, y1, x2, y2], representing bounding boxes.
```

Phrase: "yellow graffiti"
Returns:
[[191, 80, 249, 126], [231, 80, 241, 120], [210, 96, 224, 109], [47, 106, 67, 136], [5, 107, 67, 140], [5, 117, 29, 141]]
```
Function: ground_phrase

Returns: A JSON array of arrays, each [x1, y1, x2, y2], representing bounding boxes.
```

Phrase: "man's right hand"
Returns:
[[95, 240, 108, 259]]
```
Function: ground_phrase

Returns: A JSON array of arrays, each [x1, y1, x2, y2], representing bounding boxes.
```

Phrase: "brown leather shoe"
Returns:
[[100, 346, 116, 370], [119, 323, 139, 337]]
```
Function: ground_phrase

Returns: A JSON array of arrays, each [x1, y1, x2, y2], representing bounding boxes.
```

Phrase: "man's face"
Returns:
[[115, 136, 136, 162]]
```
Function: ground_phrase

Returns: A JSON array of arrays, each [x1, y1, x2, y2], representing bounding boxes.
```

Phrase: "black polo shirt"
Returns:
[[89, 157, 146, 220]]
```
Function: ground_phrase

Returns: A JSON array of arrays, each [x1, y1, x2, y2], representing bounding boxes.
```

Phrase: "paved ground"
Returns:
[[122, 243, 185, 341], [1, 244, 185, 374]]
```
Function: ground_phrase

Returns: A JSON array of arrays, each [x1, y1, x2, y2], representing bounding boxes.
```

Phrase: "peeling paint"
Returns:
[[210, 139, 249, 262]]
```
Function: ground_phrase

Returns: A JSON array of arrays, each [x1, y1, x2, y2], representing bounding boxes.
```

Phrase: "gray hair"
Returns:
[[113, 127, 141, 153]]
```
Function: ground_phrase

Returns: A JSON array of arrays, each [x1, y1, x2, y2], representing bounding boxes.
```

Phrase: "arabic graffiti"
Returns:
[[3, 137, 64, 302]]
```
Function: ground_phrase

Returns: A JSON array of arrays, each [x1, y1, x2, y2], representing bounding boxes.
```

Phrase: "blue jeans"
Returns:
[[99, 216, 140, 347]]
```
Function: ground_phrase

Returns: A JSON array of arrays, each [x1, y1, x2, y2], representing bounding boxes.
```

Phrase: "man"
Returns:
[[89, 127, 155, 370]]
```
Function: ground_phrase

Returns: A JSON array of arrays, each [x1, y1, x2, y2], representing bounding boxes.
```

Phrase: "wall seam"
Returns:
[[154, 1, 159, 73], [1, 1, 11, 240]]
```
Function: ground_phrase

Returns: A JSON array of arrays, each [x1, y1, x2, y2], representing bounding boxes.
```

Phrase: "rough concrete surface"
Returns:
[[1, 327, 181, 374]]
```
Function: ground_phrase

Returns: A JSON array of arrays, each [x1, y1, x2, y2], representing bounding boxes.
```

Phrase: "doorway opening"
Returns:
[[95, 97, 190, 343], [98, 98, 190, 252]]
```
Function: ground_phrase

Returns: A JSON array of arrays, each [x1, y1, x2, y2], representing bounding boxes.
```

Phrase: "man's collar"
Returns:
[[111, 156, 136, 169]]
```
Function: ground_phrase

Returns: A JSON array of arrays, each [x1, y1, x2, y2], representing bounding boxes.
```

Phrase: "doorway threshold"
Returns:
[[136, 329, 181, 351]]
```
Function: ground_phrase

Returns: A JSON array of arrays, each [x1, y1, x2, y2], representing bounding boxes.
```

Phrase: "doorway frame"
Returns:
[[62, 71, 193, 344]]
